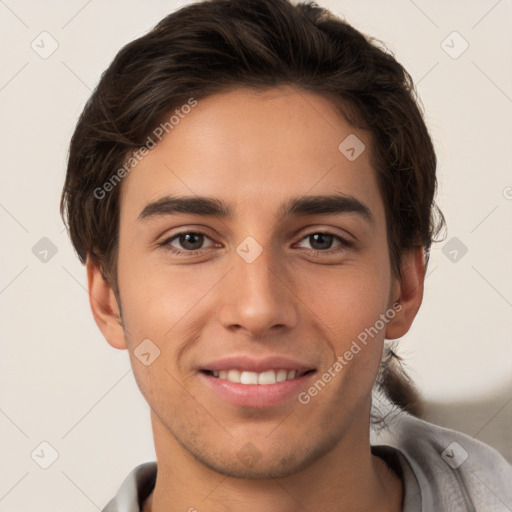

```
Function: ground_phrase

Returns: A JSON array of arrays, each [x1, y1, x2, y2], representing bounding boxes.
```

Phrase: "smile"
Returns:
[[203, 369, 313, 385]]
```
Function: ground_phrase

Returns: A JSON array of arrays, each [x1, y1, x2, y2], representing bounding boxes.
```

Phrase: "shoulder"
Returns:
[[372, 402, 512, 511], [102, 462, 157, 512]]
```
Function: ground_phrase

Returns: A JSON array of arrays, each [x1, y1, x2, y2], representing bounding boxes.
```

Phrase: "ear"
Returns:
[[86, 255, 127, 350], [385, 246, 426, 340]]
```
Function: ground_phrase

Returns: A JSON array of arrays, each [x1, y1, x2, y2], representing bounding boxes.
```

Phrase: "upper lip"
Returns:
[[200, 355, 316, 374]]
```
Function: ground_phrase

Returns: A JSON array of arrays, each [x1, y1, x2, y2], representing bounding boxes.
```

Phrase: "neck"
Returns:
[[142, 410, 403, 512]]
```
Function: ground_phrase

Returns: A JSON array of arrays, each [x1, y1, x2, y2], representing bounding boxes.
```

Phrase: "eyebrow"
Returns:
[[137, 193, 375, 226]]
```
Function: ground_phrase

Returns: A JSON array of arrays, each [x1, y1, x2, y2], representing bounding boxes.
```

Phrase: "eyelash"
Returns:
[[159, 230, 353, 257]]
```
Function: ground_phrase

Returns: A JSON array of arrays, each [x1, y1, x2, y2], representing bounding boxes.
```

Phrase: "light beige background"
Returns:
[[0, 0, 511, 510]]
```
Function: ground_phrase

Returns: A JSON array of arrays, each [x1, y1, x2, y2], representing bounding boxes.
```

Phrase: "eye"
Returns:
[[159, 230, 352, 257], [161, 231, 216, 255], [295, 232, 352, 254]]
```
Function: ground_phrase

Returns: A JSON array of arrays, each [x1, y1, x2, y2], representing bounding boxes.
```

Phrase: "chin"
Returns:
[[200, 455, 306, 479], [191, 436, 335, 480]]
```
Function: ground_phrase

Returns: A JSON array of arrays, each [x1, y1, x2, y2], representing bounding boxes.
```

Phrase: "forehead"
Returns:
[[119, 85, 385, 225]]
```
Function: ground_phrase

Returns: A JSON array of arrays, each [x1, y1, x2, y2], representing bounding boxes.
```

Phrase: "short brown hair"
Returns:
[[61, 0, 445, 420]]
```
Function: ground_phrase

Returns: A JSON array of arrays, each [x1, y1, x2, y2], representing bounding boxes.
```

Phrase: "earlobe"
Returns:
[[86, 256, 127, 350], [385, 247, 426, 340]]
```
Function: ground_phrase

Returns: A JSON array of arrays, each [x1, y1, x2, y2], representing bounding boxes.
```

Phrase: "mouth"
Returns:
[[197, 355, 318, 408], [200, 368, 315, 385], [198, 365, 317, 408]]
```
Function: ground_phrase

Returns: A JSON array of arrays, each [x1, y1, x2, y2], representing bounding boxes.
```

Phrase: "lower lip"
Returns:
[[199, 371, 316, 408]]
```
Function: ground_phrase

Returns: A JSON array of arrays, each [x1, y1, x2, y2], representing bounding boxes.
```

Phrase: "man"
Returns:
[[60, 0, 512, 510]]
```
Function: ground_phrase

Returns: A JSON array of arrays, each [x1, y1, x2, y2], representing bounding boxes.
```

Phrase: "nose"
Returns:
[[217, 244, 299, 339]]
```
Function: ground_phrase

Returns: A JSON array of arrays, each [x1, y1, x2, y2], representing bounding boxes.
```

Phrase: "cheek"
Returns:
[[117, 252, 221, 354], [303, 261, 391, 336]]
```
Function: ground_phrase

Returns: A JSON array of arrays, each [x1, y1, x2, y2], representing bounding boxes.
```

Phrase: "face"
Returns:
[[91, 85, 417, 479]]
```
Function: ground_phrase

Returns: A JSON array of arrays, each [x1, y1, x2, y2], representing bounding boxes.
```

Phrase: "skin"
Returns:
[[87, 85, 425, 512]]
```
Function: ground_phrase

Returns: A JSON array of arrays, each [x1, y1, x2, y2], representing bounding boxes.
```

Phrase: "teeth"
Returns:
[[276, 369, 288, 382], [227, 369, 241, 382], [258, 370, 276, 385], [240, 371, 258, 385], [210, 369, 302, 385]]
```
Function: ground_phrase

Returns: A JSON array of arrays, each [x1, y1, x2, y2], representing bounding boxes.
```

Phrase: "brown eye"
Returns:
[[161, 231, 215, 255], [175, 233, 204, 251], [308, 233, 334, 250], [296, 232, 352, 254]]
